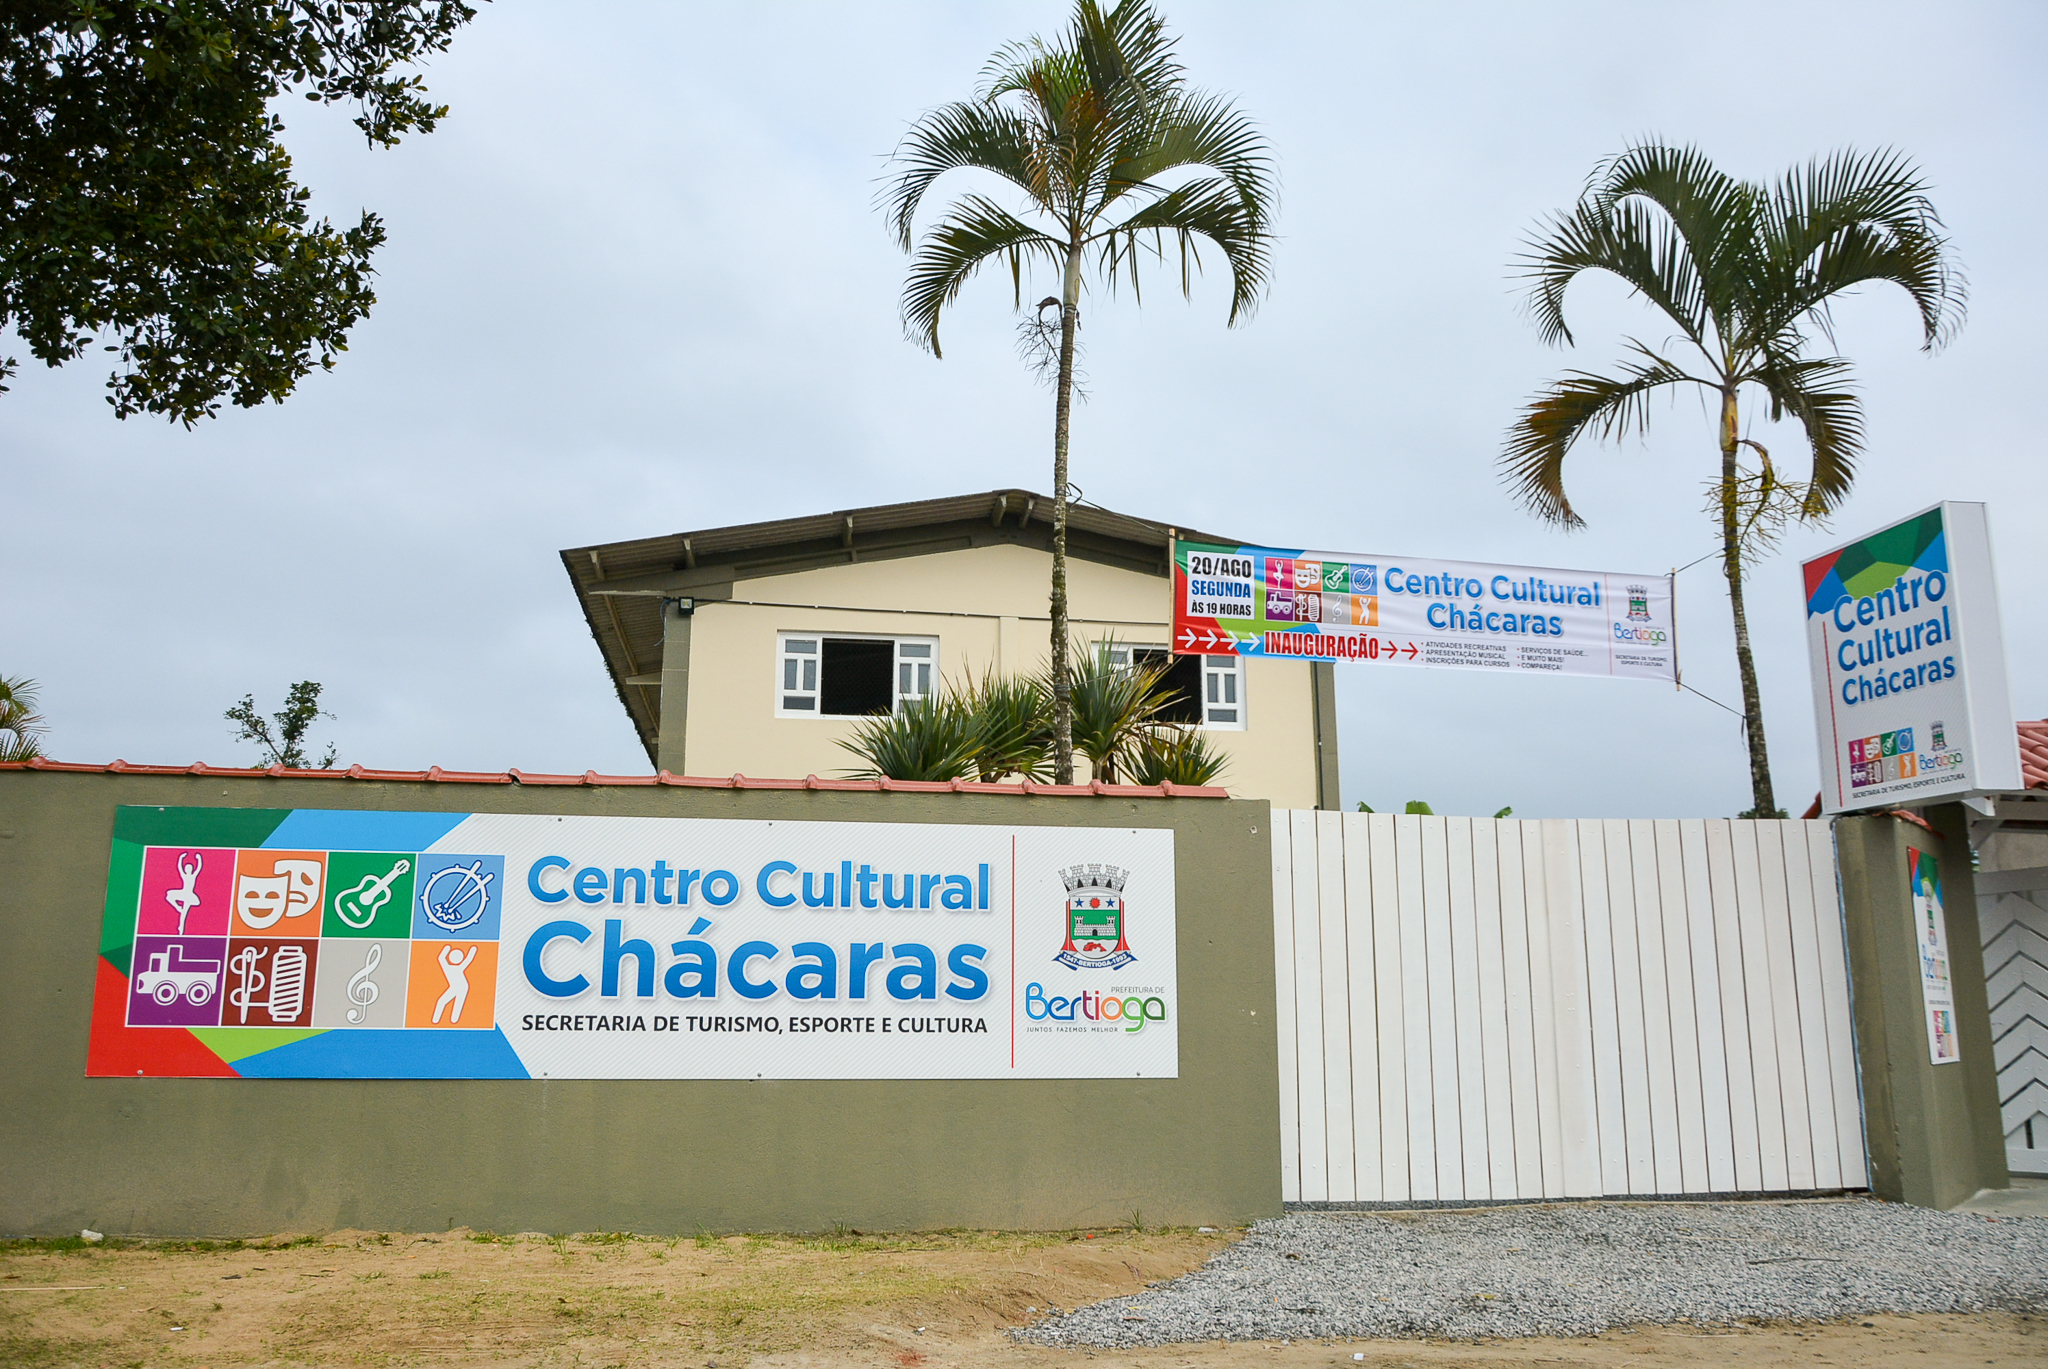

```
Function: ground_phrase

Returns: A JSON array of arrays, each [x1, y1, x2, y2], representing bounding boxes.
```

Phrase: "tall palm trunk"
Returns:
[[1049, 241, 1083, 785], [1720, 388, 1776, 816]]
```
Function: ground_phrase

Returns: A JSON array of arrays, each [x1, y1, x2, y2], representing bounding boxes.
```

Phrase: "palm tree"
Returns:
[[1501, 143, 1963, 817], [883, 0, 1274, 784]]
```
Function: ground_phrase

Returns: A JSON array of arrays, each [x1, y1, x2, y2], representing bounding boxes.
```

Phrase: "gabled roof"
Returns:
[[560, 489, 1240, 764]]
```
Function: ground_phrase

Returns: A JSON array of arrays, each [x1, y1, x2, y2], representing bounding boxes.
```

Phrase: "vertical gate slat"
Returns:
[[1316, 810, 1357, 1202], [1655, 819, 1710, 1194], [1630, 819, 1684, 1195], [1472, 820, 1519, 1199], [1804, 821, 1868, 1184], [1545, 820, 1600, 1197], [1708, 819, 1766, 1190], [1371, 813, 1411, 1201], [1448, 818, 1491, 1201], [1497, 823, 1542, 1198], [1290, 810, 1330, 1202], [1341, 814, 1383, 1201], [1779, 821, 1843, 1189], [1603, 818, 1657, 1194], [1421, 816, 1464, 1200], [1271, 814, 1300, 1203], [1397, 815, 1438, 1200], [1756, 823, 1816, 1188], [1732, 821, 1792, 1191], [1687, 819, 1740, 1191], [1578, 821, 1629, 1195]]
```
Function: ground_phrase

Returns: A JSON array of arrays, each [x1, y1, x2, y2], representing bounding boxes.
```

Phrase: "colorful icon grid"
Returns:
[[1847, 728, 1919, 790], [126, 845, 504, 1031]]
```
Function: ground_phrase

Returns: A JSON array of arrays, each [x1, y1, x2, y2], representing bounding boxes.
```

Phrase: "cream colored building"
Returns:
[[562, 489, 1339, 808]]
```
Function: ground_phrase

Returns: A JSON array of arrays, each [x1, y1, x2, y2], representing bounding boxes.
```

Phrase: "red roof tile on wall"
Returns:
[[0, 757, 1227, 799], [2020, 719, 2048, 790]]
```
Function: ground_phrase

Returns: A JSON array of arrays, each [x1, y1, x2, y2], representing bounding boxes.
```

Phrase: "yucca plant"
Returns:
[[1057, 640, 1173, 785], [957, 667, 1053, 783], [0, 675, 47, 762], [1122, 725, 1228, 787], [836, 694, 980, 782]]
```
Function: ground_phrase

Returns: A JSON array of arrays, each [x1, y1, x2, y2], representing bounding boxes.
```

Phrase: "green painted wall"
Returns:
[[0, 772, 1282, 1237], [1836, 804, 2008, 1209]]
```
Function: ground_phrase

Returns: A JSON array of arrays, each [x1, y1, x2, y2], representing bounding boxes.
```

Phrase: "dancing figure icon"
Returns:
[[433, 944, 478, 1024], [419, 860, 493, 933]]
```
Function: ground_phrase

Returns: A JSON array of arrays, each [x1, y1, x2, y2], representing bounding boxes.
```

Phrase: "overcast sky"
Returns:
[[6, 1, 2042, 817]]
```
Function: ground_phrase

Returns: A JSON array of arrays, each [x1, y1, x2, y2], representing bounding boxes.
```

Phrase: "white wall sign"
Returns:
[[97, 809, 1179, 1080], [1802, 501, 2022, 814]]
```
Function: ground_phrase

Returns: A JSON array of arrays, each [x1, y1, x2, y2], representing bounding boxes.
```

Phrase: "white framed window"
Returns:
[[1104, 643, 1245, 731], [777, 633, 938, 718]]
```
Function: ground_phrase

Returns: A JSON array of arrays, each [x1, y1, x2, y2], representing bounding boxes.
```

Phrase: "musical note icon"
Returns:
[[164, 852, 203, 935], [345, 943, 382, 1024], [336, 859, 411, 930]]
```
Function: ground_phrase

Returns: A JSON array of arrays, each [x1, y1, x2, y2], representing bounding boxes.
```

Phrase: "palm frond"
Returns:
[[836, 695, 981, 782], [1122, 725, 1228, 787], [1587, 142, 1753, 322], [902, 196, 1065, 355], [1106, 89, 1274, 221], [1520, 196, 1712, 355], [1501, 351, 1701, 526], [1751, 147, 1966, 353], [1747, 353, 1865, 515], [1100, 176, 1271, 322], [881, 101, 1057, 249]]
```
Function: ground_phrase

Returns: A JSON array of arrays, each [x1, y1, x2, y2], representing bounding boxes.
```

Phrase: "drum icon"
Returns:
[[420, 860, 494, 933]]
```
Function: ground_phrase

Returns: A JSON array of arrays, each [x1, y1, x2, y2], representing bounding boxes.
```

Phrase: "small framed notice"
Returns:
[[1910, 848, 1960, 1065]]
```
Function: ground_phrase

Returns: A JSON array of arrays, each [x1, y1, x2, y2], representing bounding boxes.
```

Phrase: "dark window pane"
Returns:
[[821, 638, 894, 715], [1137, 648, 1204, 725]]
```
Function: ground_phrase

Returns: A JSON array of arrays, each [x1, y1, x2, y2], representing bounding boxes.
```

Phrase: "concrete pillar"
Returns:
[[1836, 802, 2008, 1207], [654, 599, 693, 776], [1309, 661, 1341, 811]]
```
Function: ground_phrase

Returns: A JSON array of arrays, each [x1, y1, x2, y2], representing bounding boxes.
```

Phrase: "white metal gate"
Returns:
[[1978, 865, 2048, 1177], [1271, 812, 1867, 1203]]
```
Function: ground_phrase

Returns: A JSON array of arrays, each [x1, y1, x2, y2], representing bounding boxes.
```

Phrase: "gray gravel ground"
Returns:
[[1017, 1200, 2048, 1346]]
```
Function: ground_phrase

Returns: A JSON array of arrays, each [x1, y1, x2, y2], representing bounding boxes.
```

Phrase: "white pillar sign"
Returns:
[[1802, 501, 2021, 814]]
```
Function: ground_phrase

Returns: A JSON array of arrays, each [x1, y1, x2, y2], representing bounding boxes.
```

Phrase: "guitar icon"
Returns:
[[335, 859, 412, 930]]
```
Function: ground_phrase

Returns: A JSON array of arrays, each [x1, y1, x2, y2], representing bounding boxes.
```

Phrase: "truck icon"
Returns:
[[135, 944, 221, 1007]]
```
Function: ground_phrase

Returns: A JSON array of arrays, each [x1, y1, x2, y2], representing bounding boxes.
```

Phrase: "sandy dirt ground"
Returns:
[[1, 1226, 2037, 1368]]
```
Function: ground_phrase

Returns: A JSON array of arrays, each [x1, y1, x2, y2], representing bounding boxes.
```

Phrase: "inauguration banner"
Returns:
[[1802, 501, 2022, 814], [89, 807, 1177, 1080], [1174, 541, 1676, 683]]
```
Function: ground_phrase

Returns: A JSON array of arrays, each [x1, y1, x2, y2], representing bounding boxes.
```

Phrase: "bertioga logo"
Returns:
[[1056, 863, 1135, 970]]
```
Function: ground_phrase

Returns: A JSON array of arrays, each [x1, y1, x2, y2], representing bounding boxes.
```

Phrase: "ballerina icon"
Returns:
[[164, 853, 203, 935]]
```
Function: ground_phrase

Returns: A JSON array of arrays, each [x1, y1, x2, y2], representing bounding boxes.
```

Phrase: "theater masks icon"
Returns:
[[235, 859, 323, 930]]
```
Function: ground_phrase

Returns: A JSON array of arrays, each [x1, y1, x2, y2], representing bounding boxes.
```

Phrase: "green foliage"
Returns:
[[1057, 640, 1174, 785], [225, 680, 337, 769], [1355, 799, 1514, 818], [1739, 806, 1790, 819], [836, 694, 981, 783], [0, 675, 48, 761], [839, 646, 1207, 786], [0, 2, 479, 424], [1122, 725, 1228, 787], [956, 667, 1052, 782]]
